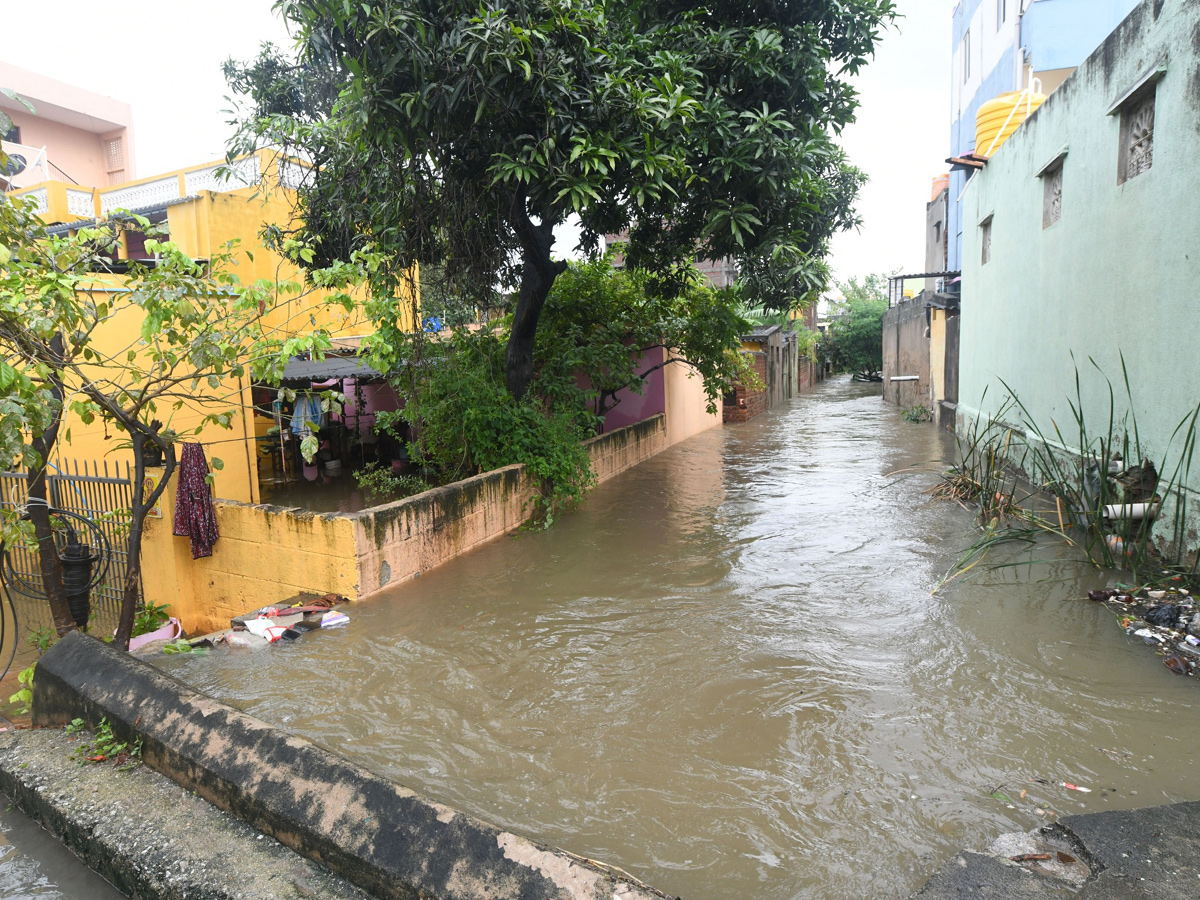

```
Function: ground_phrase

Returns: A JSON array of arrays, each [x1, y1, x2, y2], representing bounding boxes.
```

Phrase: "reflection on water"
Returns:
[[162, 377, 1200, 899]]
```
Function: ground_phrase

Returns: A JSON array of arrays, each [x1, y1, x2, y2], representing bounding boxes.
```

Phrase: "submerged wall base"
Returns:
[[33, 632, 668, 900]]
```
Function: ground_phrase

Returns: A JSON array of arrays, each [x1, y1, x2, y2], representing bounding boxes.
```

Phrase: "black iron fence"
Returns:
[[0, 459, 140, 641]]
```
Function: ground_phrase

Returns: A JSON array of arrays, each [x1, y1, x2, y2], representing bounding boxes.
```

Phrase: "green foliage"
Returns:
[[226, 0, 897, 396], [825, 276, 888, 379], [8, 663, 35, 716], [162, 638, 205, 655], [903, 405, 933, 424], [794, 325, 821, 364], [392, 328, 596, 526], [352, 463, 431, 506], [131, 601, 171, 638], [28, 627, 54, 655], [7, 629, 55, 715], [935, 361, 1200, 588], [537, 258, 750, 418], [68, 716, 142, 769]]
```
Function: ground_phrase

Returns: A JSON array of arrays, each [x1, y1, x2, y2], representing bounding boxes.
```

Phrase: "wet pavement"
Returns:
[[159, 376, 1200, 899]]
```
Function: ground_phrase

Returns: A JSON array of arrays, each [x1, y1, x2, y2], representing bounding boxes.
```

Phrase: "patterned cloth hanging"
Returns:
[[172, 443, 219, 559]]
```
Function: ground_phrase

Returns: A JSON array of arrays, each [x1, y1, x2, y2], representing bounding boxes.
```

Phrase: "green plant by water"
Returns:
[[935, 358, 1200, 588], [66, 716, 142, 769], [353, 463, 430, 505], [7, 628, 57, 716], [902, 405, 932, 424], [132, 601, 171, 638]]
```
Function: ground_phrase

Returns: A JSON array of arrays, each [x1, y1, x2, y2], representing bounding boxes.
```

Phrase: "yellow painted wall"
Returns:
[[929, 308, 946, 407], [141, 469, 359, 636], [663, 354, 722, 447], [24, 151, 418, 505]]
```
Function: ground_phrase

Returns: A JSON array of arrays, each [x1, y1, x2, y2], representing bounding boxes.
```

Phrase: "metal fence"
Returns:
[[0, 459, 140, 640]]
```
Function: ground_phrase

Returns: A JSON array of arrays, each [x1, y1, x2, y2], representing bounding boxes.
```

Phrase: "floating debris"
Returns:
[[1086, 586, 1199, 679]]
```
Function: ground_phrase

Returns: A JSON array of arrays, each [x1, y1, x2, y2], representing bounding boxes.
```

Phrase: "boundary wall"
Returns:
[[144, 416, 667, 633]]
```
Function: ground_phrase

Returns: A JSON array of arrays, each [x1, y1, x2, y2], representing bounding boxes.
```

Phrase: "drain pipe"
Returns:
[[1103, 502, 1160, 523], [890, 375, 920, 382]]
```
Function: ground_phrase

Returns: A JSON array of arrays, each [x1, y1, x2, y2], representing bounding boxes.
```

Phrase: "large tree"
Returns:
[[227, 0, 894, 399]]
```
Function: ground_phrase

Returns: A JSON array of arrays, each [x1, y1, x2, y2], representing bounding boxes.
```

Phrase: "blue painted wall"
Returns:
[[948, 53, 1016, 270], [946, 0, 1141, 271], [1022, 0, 1141, 71]]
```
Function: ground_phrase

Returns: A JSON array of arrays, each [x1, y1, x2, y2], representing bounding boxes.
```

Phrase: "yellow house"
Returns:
[[12, 149, 418, 505]]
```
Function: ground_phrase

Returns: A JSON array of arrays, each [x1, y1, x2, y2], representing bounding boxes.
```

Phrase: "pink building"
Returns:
[[0, 62, 135, 191]]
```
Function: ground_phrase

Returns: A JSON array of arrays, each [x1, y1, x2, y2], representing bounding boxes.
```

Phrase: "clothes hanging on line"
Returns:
[[291, 392, 325, 437], [172, 443, 220, 559]]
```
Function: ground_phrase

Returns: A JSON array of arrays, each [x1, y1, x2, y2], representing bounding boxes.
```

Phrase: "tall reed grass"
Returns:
[[936, 357, 1200, 586]]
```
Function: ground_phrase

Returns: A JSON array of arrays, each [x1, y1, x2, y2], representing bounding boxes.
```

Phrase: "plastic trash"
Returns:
[[1059, 782, 1091, 793], [1144, 604, 1181, 627], [1133, 628, 1165, 644], [321, 611, 349, 628], [244, 616, 289, 643]]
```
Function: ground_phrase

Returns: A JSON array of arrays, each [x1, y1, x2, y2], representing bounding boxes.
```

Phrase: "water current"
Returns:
[[162, 377, 1200, 899]]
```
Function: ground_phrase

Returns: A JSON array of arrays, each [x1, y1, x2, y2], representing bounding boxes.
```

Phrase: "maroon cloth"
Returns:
[[172, 443, 219, 559]]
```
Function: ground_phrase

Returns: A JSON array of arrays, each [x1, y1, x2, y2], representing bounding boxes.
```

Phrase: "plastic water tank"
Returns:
[[975, 91, 1046, 158], [930, 173, 949, 201]]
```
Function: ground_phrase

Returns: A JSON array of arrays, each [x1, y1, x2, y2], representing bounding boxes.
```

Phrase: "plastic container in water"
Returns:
[[975, 90, 1046, 158]]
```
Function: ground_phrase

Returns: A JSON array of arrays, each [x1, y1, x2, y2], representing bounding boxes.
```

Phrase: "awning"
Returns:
[[277, 355, 383, 386]]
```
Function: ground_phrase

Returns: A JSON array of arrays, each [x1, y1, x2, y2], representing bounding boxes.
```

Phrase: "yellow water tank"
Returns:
[[930, 173, 949, 201], [975, 90, 1046, 158]]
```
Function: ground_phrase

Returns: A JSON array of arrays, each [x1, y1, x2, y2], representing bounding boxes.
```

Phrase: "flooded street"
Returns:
[[164, 377, 1200, 899]]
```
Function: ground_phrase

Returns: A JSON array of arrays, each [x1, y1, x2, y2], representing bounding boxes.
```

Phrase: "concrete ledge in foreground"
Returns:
[[0, 727, 374, 900], [912, 799, 1200, 898], [33, 631, 668, 900]]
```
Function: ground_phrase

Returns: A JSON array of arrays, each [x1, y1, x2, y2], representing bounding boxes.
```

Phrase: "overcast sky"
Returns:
[[3, 0, 950, 284]]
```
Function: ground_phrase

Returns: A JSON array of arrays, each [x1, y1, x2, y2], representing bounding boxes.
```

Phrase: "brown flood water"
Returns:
[[163, 377, 1200, 899]]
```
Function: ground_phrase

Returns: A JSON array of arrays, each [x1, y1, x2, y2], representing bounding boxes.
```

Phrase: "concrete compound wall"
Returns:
[[147, 415, 669, 633], [882, 298, 930, 410], [958, 0, 1200, 550]]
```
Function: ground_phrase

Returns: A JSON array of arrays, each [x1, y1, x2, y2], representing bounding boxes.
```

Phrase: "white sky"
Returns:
[[3, 0, 950, 284]]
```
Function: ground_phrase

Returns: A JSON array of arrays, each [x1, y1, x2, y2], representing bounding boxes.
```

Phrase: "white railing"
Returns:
[[21, 186, 48, 213], [277, 159, 313, 191], [66, 188, 95, 218], [100, 175, 181, 215], [183, 155, 261, 195]]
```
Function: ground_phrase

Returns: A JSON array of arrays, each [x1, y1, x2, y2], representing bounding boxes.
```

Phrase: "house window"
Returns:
[[962, 31, 971, 82], [997, 0, 1006, 29], [104, 137, 126, 185], [2, 124, 19, 144], [981, 216, 993, 265], [1042, 162, 1063, 228], [1118, 88, 1155, 184]]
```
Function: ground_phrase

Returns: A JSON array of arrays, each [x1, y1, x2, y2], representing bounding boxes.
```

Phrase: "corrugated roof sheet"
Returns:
[[278, 355, 383, 385]]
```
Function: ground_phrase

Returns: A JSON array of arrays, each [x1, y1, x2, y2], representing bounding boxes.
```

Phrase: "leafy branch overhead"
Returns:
[[226, 0, 896, 397]]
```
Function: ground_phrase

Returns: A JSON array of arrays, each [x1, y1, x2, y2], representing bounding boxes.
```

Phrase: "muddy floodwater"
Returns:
[[164, 377, 1200, 899]]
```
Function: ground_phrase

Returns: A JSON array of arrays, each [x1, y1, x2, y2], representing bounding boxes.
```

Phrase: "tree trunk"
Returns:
[[505, 211, 567, 401], [112, 432, 176, 651], [26, 334, 74, 636]]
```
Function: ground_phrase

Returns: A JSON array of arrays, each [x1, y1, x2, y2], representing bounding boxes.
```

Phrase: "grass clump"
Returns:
[[935, 357, 1200, 588]]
